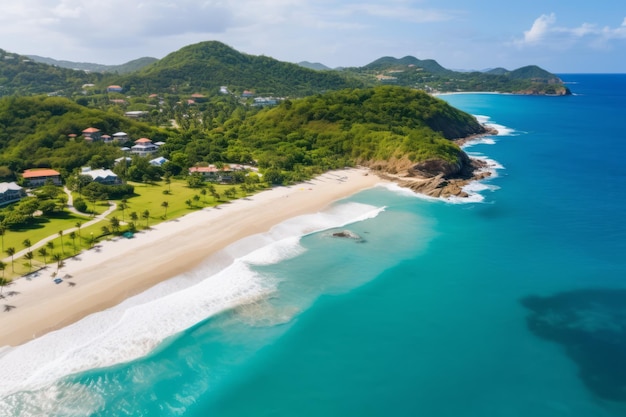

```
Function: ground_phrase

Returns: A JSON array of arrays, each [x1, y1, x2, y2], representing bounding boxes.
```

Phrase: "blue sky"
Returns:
[[1, 0, 624, 72]]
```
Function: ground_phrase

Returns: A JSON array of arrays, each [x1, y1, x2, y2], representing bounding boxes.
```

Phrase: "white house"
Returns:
[[130, 138, 158, 156], [81, 167, 121, 185], [113, 132, 129, 142], [149, 156, 169, 167], [0, 182, 26, 205]]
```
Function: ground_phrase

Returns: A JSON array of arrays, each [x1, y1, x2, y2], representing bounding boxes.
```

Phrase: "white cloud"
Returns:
[[521, 13, 556, 44], [516, 13, 626, 48]]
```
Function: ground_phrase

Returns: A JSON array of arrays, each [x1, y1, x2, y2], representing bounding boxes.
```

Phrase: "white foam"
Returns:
[[0, 201, 384, 400], [474, 114, 516, 137]]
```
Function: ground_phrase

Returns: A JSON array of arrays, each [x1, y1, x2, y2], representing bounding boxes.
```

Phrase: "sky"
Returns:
[[1, 0, 624, 73]]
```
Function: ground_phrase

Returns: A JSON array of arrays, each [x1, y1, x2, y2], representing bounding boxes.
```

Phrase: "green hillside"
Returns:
[[209, 86, 486, 182], [112, 41, 363, 96], [348, 56, 570, 95], [0, 49, 99, 97], [26, 55, 158, 74], [0, 95, 169, 175]]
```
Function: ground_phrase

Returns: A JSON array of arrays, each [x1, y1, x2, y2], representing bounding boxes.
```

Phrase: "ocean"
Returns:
[[1, 74, 626, 416]]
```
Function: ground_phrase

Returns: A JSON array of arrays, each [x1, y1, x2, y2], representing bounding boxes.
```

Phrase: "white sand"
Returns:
[[0, 169, 383, 347]]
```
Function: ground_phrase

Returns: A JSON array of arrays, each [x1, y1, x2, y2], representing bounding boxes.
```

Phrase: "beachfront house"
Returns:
[[22, 168, 62, 187], [81, 167, 121, 185], [0, 182, 26, 206], [130, 138, 158, 156], [189, 164, 245, 183]]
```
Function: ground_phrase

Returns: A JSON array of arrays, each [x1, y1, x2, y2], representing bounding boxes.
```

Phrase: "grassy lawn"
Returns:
[[0, 179, 266, 280]]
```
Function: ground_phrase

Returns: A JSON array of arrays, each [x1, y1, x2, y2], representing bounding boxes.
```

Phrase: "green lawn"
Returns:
[[0, 179, 265, 280]]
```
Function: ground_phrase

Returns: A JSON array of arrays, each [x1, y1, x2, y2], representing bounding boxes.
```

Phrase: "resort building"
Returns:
[[130, 138, 158, 156], [22, 168, 62, 187], [189, 164, 245, 183], [149, 156, 169, 167], [82, 127, 102, 142], [0, 182, 26, 206], [113, 132, 129, 142], [81, 167, 121, 185]]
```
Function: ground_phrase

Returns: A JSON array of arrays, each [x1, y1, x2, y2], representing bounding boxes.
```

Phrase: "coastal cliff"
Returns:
[[366, 127, 498, 199]]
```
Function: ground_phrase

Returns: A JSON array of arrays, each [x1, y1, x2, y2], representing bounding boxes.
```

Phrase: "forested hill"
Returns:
[[218, 86, 486, 179], [27, 55, 158, 74], [343, 56, 570, 95], [0, 49, 100, 97], [112, 41, 363, 96], [0, 95, 167, 175]]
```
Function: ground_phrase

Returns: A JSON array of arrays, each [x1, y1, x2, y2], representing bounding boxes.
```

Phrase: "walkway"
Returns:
[[1, 188, 117, 264]]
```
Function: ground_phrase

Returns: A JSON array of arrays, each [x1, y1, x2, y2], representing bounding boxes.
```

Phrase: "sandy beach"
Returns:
[[0, 168, 383, 348]]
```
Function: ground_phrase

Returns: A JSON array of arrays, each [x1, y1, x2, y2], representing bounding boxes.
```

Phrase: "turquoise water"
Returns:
[[1, 74, 626, 416]]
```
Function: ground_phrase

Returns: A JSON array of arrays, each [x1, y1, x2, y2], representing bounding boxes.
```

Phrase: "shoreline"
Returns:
[[0, 168, 384, 348]]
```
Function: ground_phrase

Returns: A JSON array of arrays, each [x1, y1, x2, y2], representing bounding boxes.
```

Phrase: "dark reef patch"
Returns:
[[521, 288, 626, 402]]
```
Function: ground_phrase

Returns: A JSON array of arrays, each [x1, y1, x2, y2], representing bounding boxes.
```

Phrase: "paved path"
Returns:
[[2, 189, 117, 264]]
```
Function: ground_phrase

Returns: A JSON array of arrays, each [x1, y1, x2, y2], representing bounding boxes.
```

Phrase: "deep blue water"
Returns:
[[1, 74, 625, 416]]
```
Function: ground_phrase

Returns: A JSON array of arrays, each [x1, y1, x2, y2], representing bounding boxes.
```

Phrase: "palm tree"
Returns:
[[185, 199, 192, 209], [38, 247, 48, 265], [142, 210, 150, 228], [24, 251, 33, 271], [6, 247, 15, 273], [58, 230, 64, 254], [200, 188, 207, 204], [0, 224, 6, 254], [161, 201, 169, 219], [130, 211, 138, 223], [110, 217, 120, 233], [0, 261, 6, 278], [118, 202, 127, 223], [46, 240, 54, 252], [69, 231, 77, 252], [51, 253, 63, 271], [75, 221, 82, 241], [22, 238, 32, 252], [193, 194, 200, 206]]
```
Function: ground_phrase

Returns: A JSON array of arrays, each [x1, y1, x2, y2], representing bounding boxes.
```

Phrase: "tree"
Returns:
[[46, 241, 54, 252], [69, 231, 77, 252], [51, 253, 63, 271], [6, 247, 15, 272], [24, 251, 34, 271], [22, 239, 32, 252], [200, 188, 207, 203], [142, 210, 150, 228], [58, 230, 65, 255], [185, 199, 192, 208], [101, 226, 110, 236], [110, 217, 120, 233], [75, 221, 82, 241], [0, 275, 10, 297], [130, 211, 138, 223], [161, 201, 169, 218], [118, 202, 127, 222], [38, 247, 48, 265], [0, 225, 6, 254]]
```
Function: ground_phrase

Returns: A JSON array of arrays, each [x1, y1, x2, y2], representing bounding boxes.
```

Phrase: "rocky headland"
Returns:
[[366, 126, 498, 199]]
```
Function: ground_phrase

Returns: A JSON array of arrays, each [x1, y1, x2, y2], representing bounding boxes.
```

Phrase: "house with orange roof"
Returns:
[[130, 138, 158, 156], [22, 168, 62, 187], [82, 127, 101, 142], [107, 85, 123, 93]]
